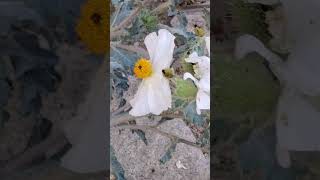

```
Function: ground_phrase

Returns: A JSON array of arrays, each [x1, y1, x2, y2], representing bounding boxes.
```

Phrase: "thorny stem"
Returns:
[[111, 2, 124, 28], [110, 30, 127, 39], [110, 112, 183, 127], [111, 102, 131, 116], [114, 124, 209, 154], [111, 112, 209, 154]]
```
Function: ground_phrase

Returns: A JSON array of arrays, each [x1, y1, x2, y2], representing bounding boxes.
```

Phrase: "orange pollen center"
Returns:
[[133, 58, 153, 79]]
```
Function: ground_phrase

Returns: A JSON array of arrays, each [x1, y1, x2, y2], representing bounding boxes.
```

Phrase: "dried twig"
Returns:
[[110, 29, 128, 40], [180, 3, 210, 10], [111, 2, 124, 27], [158, 23, 187, 37], [111, 102, 131, 116], [112, 6, 142, 32], [111, 112, 208, 153], [151, 1, 171, 15], [111, 43, 149, 58], [110, 112, 184, 127]]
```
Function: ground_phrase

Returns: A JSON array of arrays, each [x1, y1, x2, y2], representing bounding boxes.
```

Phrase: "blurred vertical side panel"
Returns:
[[0, 0, 109, 179]]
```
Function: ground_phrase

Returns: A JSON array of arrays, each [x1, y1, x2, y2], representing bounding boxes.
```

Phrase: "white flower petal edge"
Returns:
[[129, 29, 175, 116], [184, 72, 210, 115], [185, 52, 210, 80], [144, 29, 175, 73], [205, 36, 210, 56], [183, 37, 210, 115]]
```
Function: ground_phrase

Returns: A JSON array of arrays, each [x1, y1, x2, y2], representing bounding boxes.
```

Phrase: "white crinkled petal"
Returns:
[[198, 74, 210, 93], [129, 80, 151, 116], [129, 74, 171, 116], [186, 53, 210, 78], [197, 56, 210, 78], [144, 31, 158, 62], [183, 72, 200, 87], [147, 74, 172, 115], [205, 36, 210, 56], [196, 89, 210, 115], [185, 52, 200, 63], [144, 29, 175, 73]]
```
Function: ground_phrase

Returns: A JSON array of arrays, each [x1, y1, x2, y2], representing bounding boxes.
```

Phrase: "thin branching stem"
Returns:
[[151, 1, 171, 15], [111, 2, 124, 27], [114, 124, 209, 154], [111, 42, 149, 58], [110, 111, 183, 127], [112, 5, 142, 32]]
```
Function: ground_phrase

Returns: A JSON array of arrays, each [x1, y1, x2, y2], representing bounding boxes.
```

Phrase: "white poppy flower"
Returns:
[[183, 37, 210, 115], [129, 29, 175, 116]]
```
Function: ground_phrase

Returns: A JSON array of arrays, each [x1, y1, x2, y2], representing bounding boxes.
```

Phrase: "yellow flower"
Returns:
[[133, 58, 153, 79], [76, 0, 108, 54]]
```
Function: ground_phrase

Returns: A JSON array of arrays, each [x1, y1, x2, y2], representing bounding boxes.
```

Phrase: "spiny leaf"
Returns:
[[183, 101, 206, 126], [160, 143, 177, 164], [174, 77, 197, 99], [132, 129, 148, 145], [140, 9, 158, 32], [111, 146, 126, 180]]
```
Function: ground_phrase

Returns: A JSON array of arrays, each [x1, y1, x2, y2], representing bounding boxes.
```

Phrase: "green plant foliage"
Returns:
[[183, 101, 206, 126], [140, 10, 158, 32], [111, 146, 126, 180], [174, 77, 197, 99], [132, 129, 148, 145]]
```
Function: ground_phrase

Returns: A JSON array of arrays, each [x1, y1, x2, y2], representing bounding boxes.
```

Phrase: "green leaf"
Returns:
[[111, 146, 126, 180], [140, 9, 158, 32], [181, 59, 194, 74], [183, 101, 206, 126], [174, 77, 197, 99], [132, 129, 148, 145], [159, 143, 177, 164]]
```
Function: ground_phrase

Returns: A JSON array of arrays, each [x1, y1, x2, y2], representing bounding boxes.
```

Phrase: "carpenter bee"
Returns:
[[162, 68, 175, 78]]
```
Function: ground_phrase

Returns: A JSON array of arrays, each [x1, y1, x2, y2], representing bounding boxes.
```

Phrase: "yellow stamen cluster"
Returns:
[[134, 58, 153, 79]]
